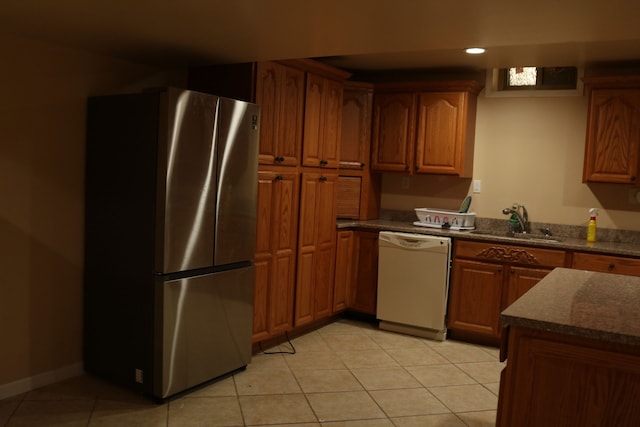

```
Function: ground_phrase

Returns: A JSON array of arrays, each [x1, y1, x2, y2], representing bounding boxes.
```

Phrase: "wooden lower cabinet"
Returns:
[[505, 266, 552, 308], [498, 326, 640, 426], [448, 240, 566, 343], [253, 169, 299, 342], [333, 229, 379, 316], [448, 259, 503, 339], [295, 172, 338, 326], [350, 230, 379, 315]]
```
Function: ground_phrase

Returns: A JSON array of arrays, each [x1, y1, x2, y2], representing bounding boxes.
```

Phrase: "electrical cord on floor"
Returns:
[[258, 331, 297, 355]]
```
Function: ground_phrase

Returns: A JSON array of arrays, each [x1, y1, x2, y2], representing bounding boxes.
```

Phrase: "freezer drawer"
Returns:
[[156, 266, 254, 398]]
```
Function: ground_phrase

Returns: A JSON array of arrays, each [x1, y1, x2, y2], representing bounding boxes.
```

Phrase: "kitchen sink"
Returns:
[[470, 230, 562, 243]]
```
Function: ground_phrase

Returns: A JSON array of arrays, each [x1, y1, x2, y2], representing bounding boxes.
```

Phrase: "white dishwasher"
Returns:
[[376, 231, 452, 341]]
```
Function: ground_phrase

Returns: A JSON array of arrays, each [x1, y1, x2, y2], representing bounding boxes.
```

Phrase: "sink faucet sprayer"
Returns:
[[502, 203, 529, 234]]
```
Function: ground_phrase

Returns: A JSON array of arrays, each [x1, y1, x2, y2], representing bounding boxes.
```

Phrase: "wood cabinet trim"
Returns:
[[477, 247, 542, 265], [277, 58, 352, 81], [455, 240, 567, 268], [583, 75, 640, 90], [374, 80, 484, 94]]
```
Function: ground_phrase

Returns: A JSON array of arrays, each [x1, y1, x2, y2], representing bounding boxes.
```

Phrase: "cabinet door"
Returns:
[[371, 92, 416, 172], [256, 62, 304, 166], [415, 91, 470, 176], [255, 63, 280, 166], [314, 173, 338, 318], [448, 259, 504, 339], [350, 230, 379, 315], [321, 79, 344, 168], [504, 266, 550, 309], [252, 170, 299, 342], [583, 88, 640, 184], [295, 173, 337, 326], [334, 230, 355, 312], [303, 75, 343, 168], [269, 171, 300, 335], [277, 66, 306, 166], [302, 74, 325, 168], [341, 85, 373, 169], [253, 171, 275, 341]]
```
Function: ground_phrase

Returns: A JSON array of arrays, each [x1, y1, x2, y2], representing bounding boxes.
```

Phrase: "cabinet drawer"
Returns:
[[455, 240, 567, 268], [572, 252, 640, 277]]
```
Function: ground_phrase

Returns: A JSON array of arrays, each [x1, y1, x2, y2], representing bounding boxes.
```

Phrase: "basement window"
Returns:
[[499, 66, 578, 91]]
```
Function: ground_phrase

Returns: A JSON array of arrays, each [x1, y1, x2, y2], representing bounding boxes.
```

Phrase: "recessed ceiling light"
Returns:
[[465, 47, 486, 55]]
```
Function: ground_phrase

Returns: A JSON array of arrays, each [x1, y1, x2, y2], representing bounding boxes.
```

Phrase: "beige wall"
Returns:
[[381, 92, 640, 231], [0, 34, 184, 387]]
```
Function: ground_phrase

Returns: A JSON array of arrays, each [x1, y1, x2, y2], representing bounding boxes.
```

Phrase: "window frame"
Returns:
[[498, 67, 579, 91]]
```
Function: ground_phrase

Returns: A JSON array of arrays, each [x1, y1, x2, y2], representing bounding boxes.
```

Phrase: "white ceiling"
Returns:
[[2, 0, 640, 72]]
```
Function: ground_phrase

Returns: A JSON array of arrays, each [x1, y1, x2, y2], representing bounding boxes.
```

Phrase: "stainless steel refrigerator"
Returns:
[[83, 88, 259, 400]]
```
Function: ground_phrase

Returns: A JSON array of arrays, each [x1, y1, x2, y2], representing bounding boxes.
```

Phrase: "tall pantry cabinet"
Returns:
[[189, 59, 350, 342], [294, 60, 350, 327]]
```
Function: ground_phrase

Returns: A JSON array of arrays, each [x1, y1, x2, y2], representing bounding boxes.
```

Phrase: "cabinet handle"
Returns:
[[360, 162, 365, 168], [497, 267, 503, 273], [510, 269, 515, 275], [319, 176, 328, 182], [609, 263, 615, 270], [275, 175, 283, 181], [275, 156, 285, 162], [320, 159, 328, 165], [631, 176, 637, 182]]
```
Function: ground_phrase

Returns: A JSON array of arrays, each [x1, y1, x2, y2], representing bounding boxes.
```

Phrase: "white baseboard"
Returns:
[[0, 363, 84, 400]]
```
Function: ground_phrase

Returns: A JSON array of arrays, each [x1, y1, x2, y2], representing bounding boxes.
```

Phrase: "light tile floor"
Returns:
[[0, 319, 503, 426]]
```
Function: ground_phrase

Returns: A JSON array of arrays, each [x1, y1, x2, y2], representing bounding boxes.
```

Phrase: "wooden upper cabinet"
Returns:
[[582, 76, 640, 184], [371, 92, 417, 172], [341, 82, 374, 169], [416, 91, 477, 177], [449, 239, 567, 343], [371, 81, 481, 176], [256, 62, 305, 166], [302, 74, 344, 168]]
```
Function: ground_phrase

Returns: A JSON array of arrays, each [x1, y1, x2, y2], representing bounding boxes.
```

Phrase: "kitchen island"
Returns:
[[497, 267, 640, 426]]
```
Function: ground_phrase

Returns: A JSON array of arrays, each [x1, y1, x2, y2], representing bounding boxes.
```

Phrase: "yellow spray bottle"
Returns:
[[587, 208, 598, 243]]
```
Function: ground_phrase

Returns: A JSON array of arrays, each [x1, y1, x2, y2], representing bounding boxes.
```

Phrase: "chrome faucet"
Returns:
[[502, 205, 529, 234]]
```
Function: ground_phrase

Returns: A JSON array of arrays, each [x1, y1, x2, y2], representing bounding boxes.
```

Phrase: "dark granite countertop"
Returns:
[[500, 268, 640, 346], [337, 218, 640, 258]]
